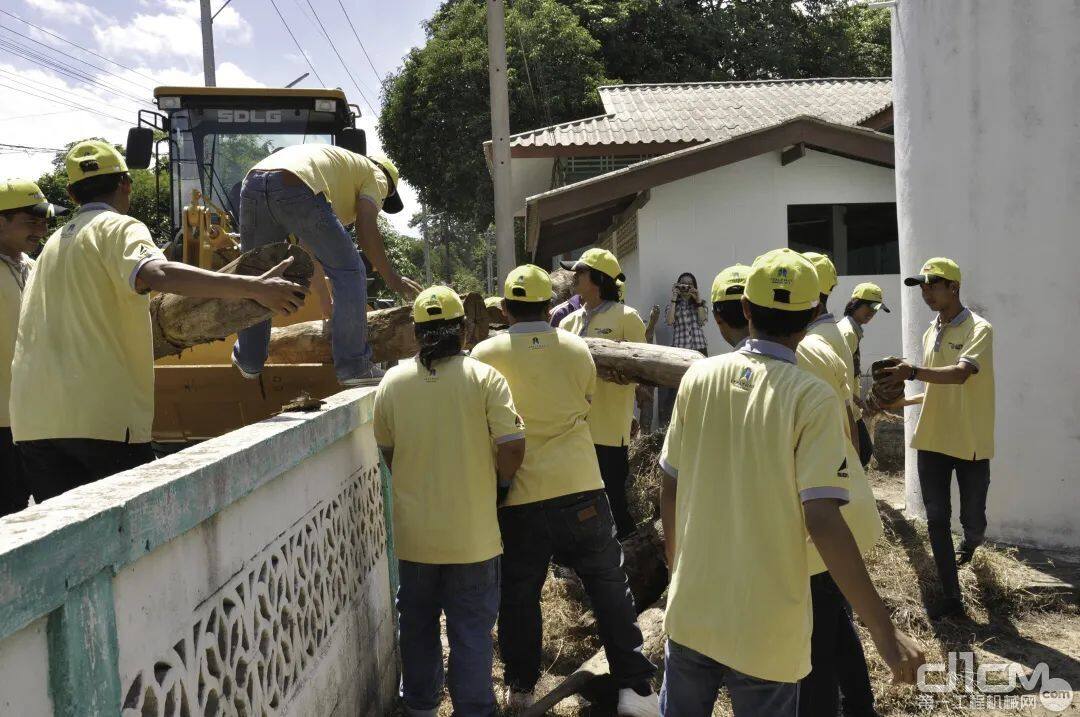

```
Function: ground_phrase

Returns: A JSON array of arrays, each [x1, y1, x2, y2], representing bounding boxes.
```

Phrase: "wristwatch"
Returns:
[[907, 365, 918, 381]]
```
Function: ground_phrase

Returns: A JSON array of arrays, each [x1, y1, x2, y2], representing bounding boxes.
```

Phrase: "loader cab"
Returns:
[[127, 86, 366, 266]]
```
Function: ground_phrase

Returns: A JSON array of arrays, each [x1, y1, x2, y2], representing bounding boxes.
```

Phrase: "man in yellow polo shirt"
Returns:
[[11, 140, 308, 502], [471, 265, 657, 716], [658, 248, 922, 716], [0, 179, 67, 516], [840, 282, 890, 468], [559, 248, 647, 539], [880, 257, 994, 620], [703, 260, 885, 716], [374, 286, 525, 717], [234, 144, 422, 385]]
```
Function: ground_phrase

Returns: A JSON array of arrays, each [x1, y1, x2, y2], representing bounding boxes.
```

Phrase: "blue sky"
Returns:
[[0, 0, 443, 232]]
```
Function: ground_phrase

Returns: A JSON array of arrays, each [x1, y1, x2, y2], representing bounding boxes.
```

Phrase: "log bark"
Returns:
[[266, 292, 490, 364], [151, 243, 314, 359], [586, 338, 703, 389]]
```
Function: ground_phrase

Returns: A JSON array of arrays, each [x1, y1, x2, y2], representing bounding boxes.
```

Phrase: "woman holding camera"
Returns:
[[659, 272, 708, 426]]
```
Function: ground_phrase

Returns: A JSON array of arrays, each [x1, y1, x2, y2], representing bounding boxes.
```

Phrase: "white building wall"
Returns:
[[893, 0, 1080, 548], [623, 150, 900, 366]]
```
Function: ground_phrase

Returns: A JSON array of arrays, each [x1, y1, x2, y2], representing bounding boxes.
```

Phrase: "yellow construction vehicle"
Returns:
[[126, 86, 370, 447]]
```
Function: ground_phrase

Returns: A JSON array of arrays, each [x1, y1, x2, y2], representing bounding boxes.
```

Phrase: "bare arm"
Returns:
[[136, 257, 307, 314], [355, 199, 422, 299], [803, 499, 926, 683], [661, 473, 677, 567], [848, 405, 860, 455], [880, 360, 975, 389], [496, 438, 526, 488]]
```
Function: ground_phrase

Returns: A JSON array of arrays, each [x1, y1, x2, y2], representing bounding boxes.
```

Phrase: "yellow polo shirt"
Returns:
[[560, 301, 647, 447], [797, 334, 883, 575], [251, 144, 387, 226], [807, 313, 856, 403], [471, 322, 603, 506], [0, 254, 32, 428], [837, 316, 861, 363], [912, 309, 994, 460], [373, 354, 524, 564], [10, 205, 166, 443], [659, 339, 849, 683]]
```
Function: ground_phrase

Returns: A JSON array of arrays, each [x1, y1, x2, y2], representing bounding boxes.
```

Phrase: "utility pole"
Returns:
[[421, 205, 432, 285], [200, 0, 217, 86], [486, 0, 514, 282]]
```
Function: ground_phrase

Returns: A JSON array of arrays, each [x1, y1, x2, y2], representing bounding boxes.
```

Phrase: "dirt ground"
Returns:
[[397, 467, 1080, 716]]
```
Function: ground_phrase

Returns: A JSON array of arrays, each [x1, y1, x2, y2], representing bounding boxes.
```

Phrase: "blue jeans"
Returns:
[[232, 169, 372, 382], [660, 639, 799, 717], [397, 557, 501, 717]]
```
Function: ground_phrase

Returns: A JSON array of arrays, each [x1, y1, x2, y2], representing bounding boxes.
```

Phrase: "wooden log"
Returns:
[[520, 605, 666, 717], [587, 338, 703, 389], [151, 243, 313, 359], [637, 304, 662, 433], [266, 292, 490, 364]]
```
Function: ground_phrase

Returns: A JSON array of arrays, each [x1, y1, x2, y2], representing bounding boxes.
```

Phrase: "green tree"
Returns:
[[380, 0, 893, 230]]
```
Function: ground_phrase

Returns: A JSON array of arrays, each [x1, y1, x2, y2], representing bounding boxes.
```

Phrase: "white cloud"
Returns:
[[94, 0, 252, 62], [21, 0, 107, 25]]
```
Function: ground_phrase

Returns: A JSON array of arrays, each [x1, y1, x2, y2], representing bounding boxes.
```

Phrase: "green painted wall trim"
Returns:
[[46, 570, 121, 717], [379, 457, 398, 597], [0, 388, 377, 642]]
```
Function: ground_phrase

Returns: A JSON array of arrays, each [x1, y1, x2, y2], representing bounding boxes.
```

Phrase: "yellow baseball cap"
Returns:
[[504, 264, 553, 302], [904, 257, 961, 286], [851, 282, 890, 313], [559, 248, 625, 282], [802, 251, 838, 296], [710, 263, 751, 303], [66, 140, 129, 184], [413, 286, 465, 324], [368, 154, 403, 214], [0, 178, 68, 218], [745, 248, 820, 312]]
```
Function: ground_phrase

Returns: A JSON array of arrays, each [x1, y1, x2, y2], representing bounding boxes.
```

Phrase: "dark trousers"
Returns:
[[595, 445, 636, 539], [917, 450, 990, 599], [397, 557, 500, 717], [18, 438, 155, 503], [498, 490, 655, 692], [799, 573, 877, 717], [661, 639, 798, 717], [0, 427, 31, 516]]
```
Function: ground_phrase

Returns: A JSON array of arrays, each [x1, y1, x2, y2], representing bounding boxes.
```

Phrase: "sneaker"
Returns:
[[505, 687, 535, 711], [617, 686, 660, 717], [956, 542, 978, 566], [340, 365, 386, 387], [926, 596, 965, 621], [231, 352, 260, 380]]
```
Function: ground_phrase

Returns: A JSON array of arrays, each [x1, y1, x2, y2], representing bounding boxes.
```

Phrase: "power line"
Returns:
[[0, 9, 159, 84], [0, 141, 63, 153], [0, 78, 129, 123], [0, 23, 155, 93], [0, 45, 153, 112], [268, 0, 327, 87], [334, 0, 382, 86], [0, 109, 77, 122], [302, 0, 376, 114]]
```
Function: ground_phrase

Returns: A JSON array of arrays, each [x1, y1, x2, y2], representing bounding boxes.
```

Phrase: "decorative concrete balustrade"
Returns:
[[0, 388, 398, 716]]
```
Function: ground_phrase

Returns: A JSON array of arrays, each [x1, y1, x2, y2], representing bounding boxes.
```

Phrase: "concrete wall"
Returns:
[[892, 0, 1080, 548], [0, 388, 397, 716], [622, 149, 901, 365]]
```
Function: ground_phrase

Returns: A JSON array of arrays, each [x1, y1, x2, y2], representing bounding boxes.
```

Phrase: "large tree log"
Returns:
[[266, 292, 490, 364], [521, 605, 666, 717], [586, 338, 703, 389], [151, 243, 314, 359]]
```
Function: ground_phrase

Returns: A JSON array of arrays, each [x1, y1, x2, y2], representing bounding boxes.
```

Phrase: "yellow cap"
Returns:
[[0, 178, 68, 217], [904, 257, 961, 286], [368, 153, 403, 214], [851, 282, 890, 312], [802, 251, 838, 296], [504, 264, 553, 302], [66, 140, 128, 184], [559, 248, 625, 282], [710, 263, 751, 303], [745, 248, 820, 312], [413, 286, 465, 324]]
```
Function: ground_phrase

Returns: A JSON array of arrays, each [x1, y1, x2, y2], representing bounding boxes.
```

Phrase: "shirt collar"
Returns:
[[732, 336, 750, 351], [508, 320, 555, 334], [78, 202, 118, 213], [585, 300, 615, 317], [738, 338, 797, 365], [807, 312, 835, 329], [935, 307, 971, 329]]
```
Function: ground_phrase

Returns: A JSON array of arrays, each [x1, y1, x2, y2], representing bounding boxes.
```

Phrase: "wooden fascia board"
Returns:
[[510, 141, 699, 159], [858, 106, 894, 132]]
